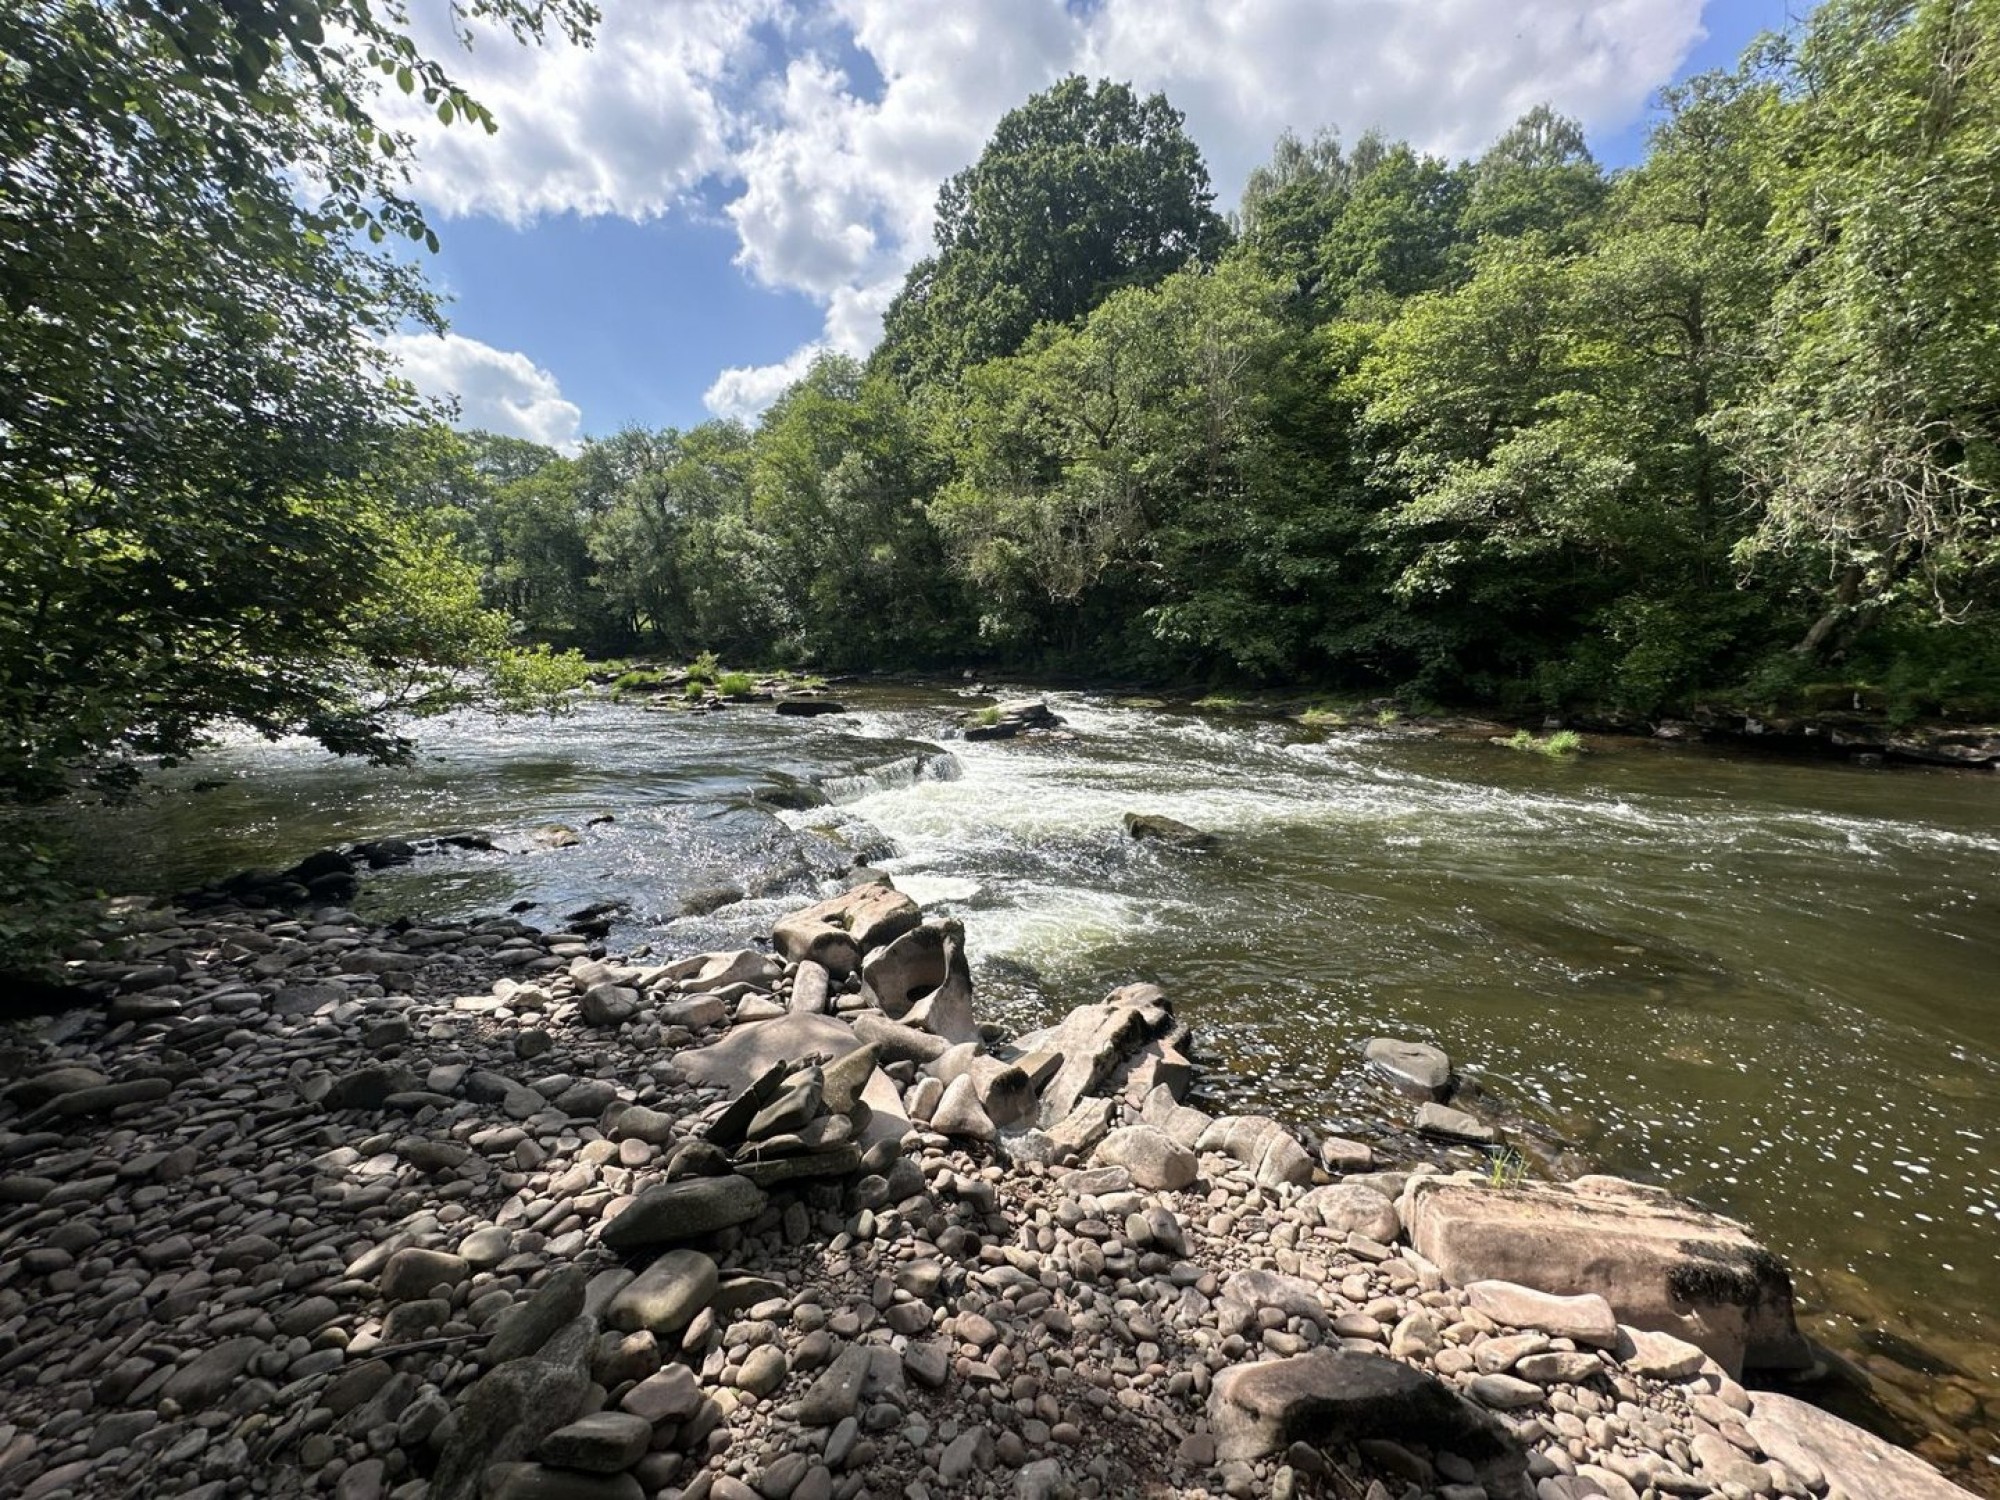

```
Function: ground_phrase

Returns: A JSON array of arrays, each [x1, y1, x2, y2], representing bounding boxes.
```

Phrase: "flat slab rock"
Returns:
[[1207, 1348, 1519, 1469], [670, 1011, 910, 1149], [1748, 1391, 1974, 1500], [1403, 1172, 1809, 1378], [1363, 1036, 1452, 1098]]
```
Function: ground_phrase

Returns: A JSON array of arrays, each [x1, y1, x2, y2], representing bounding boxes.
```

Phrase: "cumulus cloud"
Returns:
[[385, 332, 584, 451], [703, 343, 829, 424], [389, 0, 1710, 420]]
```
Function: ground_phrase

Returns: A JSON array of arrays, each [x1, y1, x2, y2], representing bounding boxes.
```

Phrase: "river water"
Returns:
[[48, 685, 2000, 1483]]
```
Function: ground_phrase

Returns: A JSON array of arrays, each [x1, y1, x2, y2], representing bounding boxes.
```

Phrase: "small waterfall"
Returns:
[[814, 747, 961, 804]]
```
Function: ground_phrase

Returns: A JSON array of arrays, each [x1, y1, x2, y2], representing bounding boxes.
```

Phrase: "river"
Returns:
[[46, 684, 2000, 1484]]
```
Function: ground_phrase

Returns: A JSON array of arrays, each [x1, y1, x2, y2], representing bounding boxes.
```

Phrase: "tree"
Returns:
[[1462, 105, 1607, 249], [874, 77, 1230, 387], [1711, 0, 2000, 661], [0, 1, 594, 799], [752, 357, 965, 666]]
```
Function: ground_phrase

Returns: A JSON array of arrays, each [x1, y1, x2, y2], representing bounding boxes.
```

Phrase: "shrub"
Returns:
[[716, 671, 754, 696], [1506, 728, 1583, 757]]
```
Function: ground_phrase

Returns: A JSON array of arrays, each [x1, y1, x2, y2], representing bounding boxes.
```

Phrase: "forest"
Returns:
[[3, 0, 1998, 828], [427, 3, 2000, 725]]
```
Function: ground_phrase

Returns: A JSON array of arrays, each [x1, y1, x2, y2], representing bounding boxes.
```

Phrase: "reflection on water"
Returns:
[[48, 687, 2000, 1480]]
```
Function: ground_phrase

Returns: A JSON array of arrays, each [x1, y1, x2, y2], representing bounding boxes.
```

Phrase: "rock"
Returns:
[[1464, 1282, 1619, 1347], [738, 1343, 788, 1397], [1195, 1115, 1313, 1187], [789, 959, 833, 1015], [607, 1250, 718, 1335], [940, 1426, 994, 1482], [900, 933, 978, 1044], [1402, 1174, 1808, 1375], [1122, 812, 1216, 850], [161, 1337, 266, 1410], [796, 1344, 873, 1427], [1747, 1391, 1970, 1500], [1017, 989, 1176, 1128], [964, 699, 1064, 740], [1094, 1125, 1197, 1191], [1614, 1325, 1708, 1380], [675, 1014, 911, 1153], [538, 1412, 654, 1473], [930, 1074, 996, 1142], [434, 1319, 595, 1500], [849, 1013, 950, 1067], [775, 698, 847, 716], [1297, 1183, 1399, 1241], [621, 1365, 702, 1423], [601, 1176, 768, 1251], [1363, 1038, 1452, 1099], [1207, 1350, 1519, 1469], [488, 1268, 589, 1364], [773, 886, 921, 977], [858, 922, 955, 1016], [1319, 1136, 1375, 1173], [325, 1066, 416, 1111], [380, 1247, 470, 1302], [580, 985, 640, 1027], [1469, 1373, 1547, 1408], [1414, 1102, 1495, 1143]]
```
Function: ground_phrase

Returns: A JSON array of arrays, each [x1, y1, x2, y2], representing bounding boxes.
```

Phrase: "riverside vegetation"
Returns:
[[409, 3, 2000, 738]]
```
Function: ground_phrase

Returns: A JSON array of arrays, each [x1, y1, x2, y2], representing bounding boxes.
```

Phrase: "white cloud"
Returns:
[[385, 332, 584, 451], [388, 0, 779, 224], [703, 342, 828, 424], [391, 0, 1710, 420]]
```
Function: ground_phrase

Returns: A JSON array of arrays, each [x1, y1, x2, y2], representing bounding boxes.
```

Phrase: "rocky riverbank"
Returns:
[[0, 871, 1978, 1500]]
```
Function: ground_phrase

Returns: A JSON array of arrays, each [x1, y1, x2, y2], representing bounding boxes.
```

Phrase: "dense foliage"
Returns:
[[445, 1, 2000, 719], [0, 0, 593, 804]]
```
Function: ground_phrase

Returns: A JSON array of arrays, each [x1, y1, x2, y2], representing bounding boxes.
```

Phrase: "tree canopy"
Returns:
[[873, 76, 1230, 388], [0, 0, 593, 800]]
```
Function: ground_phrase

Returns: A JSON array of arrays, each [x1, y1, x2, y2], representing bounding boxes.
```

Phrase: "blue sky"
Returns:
[[382, 0, 1805, 449]]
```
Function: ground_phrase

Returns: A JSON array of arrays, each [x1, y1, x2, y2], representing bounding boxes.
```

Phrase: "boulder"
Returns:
[[1363, 1037, 1452, 1099], [606, 1250, 717, 1336], [1121, 813, 1216, 850], [672, 1012, 911, 1153], [1465, 1282, 1619, 1347], [1094, 1125, 1197, 1191], [929, 1045, 1036, 1130], [773, 885, 921, 977], [1401, 1173, 1808, 1377], [1747, 1391, 1971, 1500], [1195, 1114, 1313, 1188], [600, 1175, 768, 1250], [774, 698, 847, 716], [929, 1075, 996, 1142], [901, 932, 978, 1044], [1016, 986, 1177, 1129], [859, 921, 956, 1016], [1415, 1101, 1496, 1143], [1207, 1349, 1520, 1471], [1297, 1183, 1400, 1241], [433, 1318, 595, 1500]]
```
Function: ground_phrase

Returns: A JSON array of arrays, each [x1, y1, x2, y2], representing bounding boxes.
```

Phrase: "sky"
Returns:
[[381, 0, 1807, 450]]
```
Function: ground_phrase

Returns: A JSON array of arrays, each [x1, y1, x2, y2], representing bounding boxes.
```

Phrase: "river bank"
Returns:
[[0, 861, 1983, 1499]]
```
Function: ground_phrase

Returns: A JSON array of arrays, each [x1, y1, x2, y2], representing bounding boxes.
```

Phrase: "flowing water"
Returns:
[[43, 685, 2000, 1483]]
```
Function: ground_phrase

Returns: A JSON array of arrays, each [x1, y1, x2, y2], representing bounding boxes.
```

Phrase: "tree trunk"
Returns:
[[1792, 562, 1864, 659]]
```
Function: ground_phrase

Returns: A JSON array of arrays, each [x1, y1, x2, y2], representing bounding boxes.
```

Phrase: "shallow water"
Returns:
[[45, 685, 2000, 1479]]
